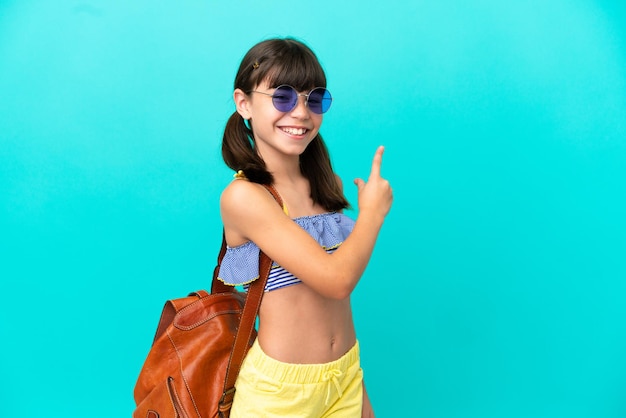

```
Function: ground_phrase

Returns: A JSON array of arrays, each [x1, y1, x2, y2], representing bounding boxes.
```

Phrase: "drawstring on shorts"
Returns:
[[322, 369, 343, 405]]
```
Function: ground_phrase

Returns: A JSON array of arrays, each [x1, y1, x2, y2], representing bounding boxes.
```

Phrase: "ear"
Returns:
[[234, 88, 251, 120]]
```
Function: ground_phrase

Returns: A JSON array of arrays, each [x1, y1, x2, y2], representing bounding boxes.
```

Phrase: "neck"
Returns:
[[256, 148, 303, 184], [270, 162, 303, 184]]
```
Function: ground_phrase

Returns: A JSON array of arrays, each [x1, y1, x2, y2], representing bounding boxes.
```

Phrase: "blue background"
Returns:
[[1, 1, 625, 417]]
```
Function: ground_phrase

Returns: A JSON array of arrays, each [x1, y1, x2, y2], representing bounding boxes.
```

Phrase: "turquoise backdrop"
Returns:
[[1, 1, 625, 417]]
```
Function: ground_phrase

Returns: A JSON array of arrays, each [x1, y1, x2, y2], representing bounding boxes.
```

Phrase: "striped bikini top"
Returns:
[[216, 212, 355, 292]]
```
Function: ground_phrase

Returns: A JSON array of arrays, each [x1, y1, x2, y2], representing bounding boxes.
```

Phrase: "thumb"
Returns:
[[353, 178, 365, 190]]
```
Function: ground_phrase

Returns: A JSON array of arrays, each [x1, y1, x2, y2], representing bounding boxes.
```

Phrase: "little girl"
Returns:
[[218, 37, 393, 417]]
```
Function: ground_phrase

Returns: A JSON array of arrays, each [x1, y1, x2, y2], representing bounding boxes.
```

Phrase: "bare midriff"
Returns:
[[257, 282, 357, 364]]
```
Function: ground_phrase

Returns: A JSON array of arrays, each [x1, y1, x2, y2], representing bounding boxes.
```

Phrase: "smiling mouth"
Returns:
[[280, 127, 308, 136]]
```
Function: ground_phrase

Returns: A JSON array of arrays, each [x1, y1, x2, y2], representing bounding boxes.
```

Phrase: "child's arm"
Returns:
[[221, 146, 393, 300]]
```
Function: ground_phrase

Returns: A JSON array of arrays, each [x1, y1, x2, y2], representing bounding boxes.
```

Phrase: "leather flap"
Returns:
[[174, 292, 246, 330]]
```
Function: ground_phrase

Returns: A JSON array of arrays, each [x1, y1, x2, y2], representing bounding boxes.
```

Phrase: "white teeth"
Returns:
[[282, 127, 307, 135]]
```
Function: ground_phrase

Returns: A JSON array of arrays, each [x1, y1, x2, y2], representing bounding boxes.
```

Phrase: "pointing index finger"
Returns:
[[369, 145, 385, 180]]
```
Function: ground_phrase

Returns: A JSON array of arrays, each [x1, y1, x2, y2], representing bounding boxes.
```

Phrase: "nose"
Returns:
[[289, 94, 310, 118]]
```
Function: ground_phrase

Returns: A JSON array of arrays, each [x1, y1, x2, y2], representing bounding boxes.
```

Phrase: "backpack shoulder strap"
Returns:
[[218, 184, 283, 414]]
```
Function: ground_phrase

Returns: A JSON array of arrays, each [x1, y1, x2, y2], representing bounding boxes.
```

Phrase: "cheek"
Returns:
[[250, 109, 281, 129], [312, 116, 323, 132]]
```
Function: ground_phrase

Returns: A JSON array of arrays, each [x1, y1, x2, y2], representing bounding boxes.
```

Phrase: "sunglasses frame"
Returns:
[[249, 85, 332, 114]]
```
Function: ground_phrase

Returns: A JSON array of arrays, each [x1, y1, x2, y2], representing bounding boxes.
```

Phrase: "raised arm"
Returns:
[[220, 146, 393, 299]]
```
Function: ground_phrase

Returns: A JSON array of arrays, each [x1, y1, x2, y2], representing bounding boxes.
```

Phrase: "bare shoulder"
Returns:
[[221, 179, 262, 209], [221, 180, 276, 218], [220, 180, 285, 243]]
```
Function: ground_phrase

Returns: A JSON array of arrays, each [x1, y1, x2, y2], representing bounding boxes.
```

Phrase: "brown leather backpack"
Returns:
[[133, 186, 279, 418]]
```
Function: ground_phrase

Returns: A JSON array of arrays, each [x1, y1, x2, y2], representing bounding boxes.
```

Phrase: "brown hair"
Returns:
[[221, 38, 349, 212]]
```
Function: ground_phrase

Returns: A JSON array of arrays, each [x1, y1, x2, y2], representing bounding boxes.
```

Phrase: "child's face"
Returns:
[[241, 80, 323, 159]]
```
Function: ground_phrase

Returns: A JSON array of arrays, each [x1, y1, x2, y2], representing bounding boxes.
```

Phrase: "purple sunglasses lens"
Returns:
[[271, 86, 298, 112], [308, 87, 332, 114]]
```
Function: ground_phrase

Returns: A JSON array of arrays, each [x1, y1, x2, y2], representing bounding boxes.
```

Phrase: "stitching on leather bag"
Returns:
[[174, 309, 243, 331], [173, 293, 244, 330], [167, 332, 198, 418], [166, 375, 187, 418]]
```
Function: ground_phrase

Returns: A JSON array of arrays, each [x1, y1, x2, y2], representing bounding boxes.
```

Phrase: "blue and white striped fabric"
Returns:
[[217, 212, 355, 292]]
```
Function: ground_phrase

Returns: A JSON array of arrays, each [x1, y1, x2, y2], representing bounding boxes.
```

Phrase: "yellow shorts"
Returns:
[[230, 339, 363, 417]]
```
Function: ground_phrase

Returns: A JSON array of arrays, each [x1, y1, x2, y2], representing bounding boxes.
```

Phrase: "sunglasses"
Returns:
[[250, 85, 332, 114]]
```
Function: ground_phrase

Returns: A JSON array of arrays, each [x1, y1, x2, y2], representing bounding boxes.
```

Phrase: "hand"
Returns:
[[354, 146, 393, 220]]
